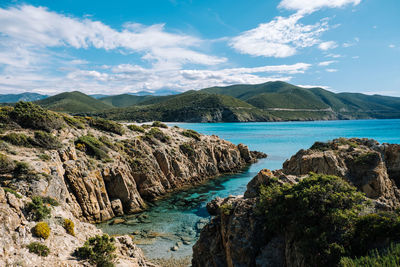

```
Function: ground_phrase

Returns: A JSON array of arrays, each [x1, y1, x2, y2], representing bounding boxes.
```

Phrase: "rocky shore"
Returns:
[[0, 103, 265, 266], [192, 138, 400, 267]]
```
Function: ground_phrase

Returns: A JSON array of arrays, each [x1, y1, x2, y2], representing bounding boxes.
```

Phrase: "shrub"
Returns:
[[32, 222, 50, 239], [14, 161, 31, 176], [10, 102, 64, 132], [152, 121, 168, 128], [27, 196, 51, 221], [340, 243, 400, 267], [32, 131, 61, 149], [42, 196, 59, 207], [220, 203, 233, 215], [181, 129, 201, 141], [63, 115, 85, 129], [88, 118, 125, 135], [179, 143, 194, 157], [74, 234, 117, 267], [27, 242, 50, 257], [354, 152, 378, 166], [127, 124, 145, 133], [1, 133, 34, 147], [38, 153, 51, 161], [63, 218, 75, 236], [0, 106, 12, 124], [146, 127, 170, 143], [258, 173, 365, 266], [3, 187, 21, 198], [75, 136, 109, 160], [0, 153, 16, 174]]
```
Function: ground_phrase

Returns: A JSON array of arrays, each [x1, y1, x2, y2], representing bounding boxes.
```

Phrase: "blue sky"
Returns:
[[0, 0, 399, 96]]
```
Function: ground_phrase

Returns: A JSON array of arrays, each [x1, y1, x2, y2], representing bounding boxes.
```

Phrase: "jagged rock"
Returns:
[[193, 138, 400, 267], [111, 199, 124, 216]]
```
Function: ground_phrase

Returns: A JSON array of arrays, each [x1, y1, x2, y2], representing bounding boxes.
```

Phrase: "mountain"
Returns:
[[0, 92, 48, 103], [32, 81, 400, 122], [99, 94, 159, 107], [95, 91, 276, 122], [35, 91, 112, 113]]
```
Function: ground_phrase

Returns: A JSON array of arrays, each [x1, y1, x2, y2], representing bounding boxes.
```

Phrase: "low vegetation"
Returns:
[[2, 187, 21, 198], [87, 117, 125, 135], [1, 131, 61, 149], [257, 173, 400, 266], [27, 196, 52, 221], [10, 101, 64, 132], [1, 133, 34, 147], [74, 234, 117, 267], [152, 121, 168, 128], [127, 124, 145, 133], [27, 242, 50, 257], [0, 153, 16, 174], [340, 243, 400, 266], [145, 127, 170, 143], [179, 143, 194, 157], [63, 218, 75, 236], [32, 222, 51, 240], [181, 129, 201, 141], [75, 135, 109, 160]]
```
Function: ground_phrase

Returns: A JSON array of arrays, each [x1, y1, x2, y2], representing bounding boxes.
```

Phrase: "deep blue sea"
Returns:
[[99, 119, 400, 259]]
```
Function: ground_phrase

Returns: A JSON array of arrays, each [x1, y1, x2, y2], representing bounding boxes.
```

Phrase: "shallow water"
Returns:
[[98, 119, 400, 259]]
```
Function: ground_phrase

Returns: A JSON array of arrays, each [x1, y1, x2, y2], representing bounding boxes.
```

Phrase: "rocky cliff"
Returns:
[[192, 138, 400, 267], [0, 102, 265, 266]]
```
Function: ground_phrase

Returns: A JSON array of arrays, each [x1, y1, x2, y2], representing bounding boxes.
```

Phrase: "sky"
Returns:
[[0, 0, 399, 96]]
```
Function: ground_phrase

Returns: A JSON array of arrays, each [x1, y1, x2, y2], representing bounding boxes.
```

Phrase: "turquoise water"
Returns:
[[99, 119, 400, 259]]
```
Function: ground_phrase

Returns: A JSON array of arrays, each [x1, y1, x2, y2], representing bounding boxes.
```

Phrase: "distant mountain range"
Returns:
[[3, 81, 400, 122], [0, 92, 48, 103]]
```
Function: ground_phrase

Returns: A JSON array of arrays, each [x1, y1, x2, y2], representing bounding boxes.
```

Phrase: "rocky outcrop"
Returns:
[[2, 125, 265, 223], [0, 187, 156, 266], [192, 138, 400, 267]]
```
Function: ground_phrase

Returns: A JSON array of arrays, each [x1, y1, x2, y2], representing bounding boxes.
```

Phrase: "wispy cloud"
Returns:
[[230, 13, 328, 58], [318, 41, 338, 50], [318, 60, 337, 66], [278, 0, 361, 14]]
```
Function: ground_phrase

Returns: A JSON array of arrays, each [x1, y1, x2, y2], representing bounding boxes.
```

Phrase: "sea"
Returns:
[[98, 119, 400, 259]]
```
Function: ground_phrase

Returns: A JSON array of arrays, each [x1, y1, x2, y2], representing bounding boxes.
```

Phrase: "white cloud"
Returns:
[[279, 0, 361, 14], [0, 5, 225, 67], [318, 60, 337, 66], [297, 84, 330, 89], [389, 44, 396, 48], [230, 13, 328, 58], [318, 41, 338, 50], [326, 68, 338, 72], [326, 53, 343, 58]]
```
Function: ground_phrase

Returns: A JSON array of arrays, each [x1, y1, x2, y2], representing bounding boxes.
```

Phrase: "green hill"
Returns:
[[35, 91, 112, 113], [31, 81, 400, 122], [94, 91, 276, 122]]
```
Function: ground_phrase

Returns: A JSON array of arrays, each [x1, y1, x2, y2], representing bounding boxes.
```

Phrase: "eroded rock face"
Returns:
[[2, 126, 264, 224], [193, 138, 400, 267]]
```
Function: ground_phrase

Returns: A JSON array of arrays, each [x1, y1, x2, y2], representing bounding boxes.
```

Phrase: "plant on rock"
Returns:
[[27, 242, 50, 257], [32, 222, 50, 240], [63, 218, 75, 236], [27, 196, 51, 221], [74, 234, 117, 267]]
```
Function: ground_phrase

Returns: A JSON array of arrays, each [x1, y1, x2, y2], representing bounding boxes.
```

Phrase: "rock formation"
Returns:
[[192, 138, 400, 267]]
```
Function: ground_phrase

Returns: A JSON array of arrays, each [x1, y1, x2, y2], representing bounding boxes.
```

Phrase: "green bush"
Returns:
[[32, 131, 61, 149], [340, 243, 400, 267], [27, 242, 50, 257], [1, 133, 34, 147], [0, 153, 16, 174], [63, 115, 85, 129], [127, 124, 145, 133], [63, 218, 75, 236], [14, 161, 31, 176], [181, 129, 201, 141], [354, 152, 378, 166], [258, 173, 365, 266], [38, 153, 51, 161], [74, 234, 117, 267], [152, 121, 168, 128], [146, 127, 170, 143], [179, 143, 194, 157], [10, 102, 64, 132], [220, 203, 233, 215], [42, 196, 59, 207], [88, 117, 125, 135], [0, 106, 12, 124], [32, 222, 51, 239], [2, 187, 21, 198], [75, 135, 109, 160], [27, 196, 51, 221]]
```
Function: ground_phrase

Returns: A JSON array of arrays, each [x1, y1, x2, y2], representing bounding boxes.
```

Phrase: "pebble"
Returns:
[[171, 246, 179, 251]]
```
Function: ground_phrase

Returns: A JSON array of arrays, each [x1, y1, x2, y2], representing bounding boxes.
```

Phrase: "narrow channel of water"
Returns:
[[98, 119, 400, 259]]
